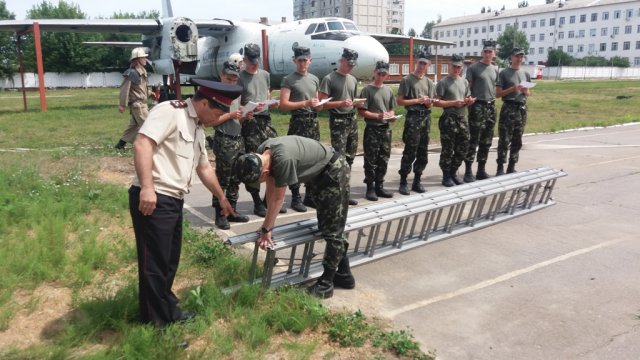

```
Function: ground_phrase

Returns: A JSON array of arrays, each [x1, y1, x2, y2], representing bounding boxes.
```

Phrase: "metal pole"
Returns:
[[16, 33, 27, 111], [261, 29, 269, 72], [33, 22, 47, 112]]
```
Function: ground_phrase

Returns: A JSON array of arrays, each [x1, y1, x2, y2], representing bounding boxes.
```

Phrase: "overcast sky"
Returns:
[[5, 0, 546, 34]]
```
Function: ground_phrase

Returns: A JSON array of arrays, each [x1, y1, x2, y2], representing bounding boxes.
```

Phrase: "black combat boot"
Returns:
[[463, 161, 476, 183], [227, 201, 249, 223], [496, 163, 505, 176], [411, 173, 426, 193], [334, 246, 355, 289], [114, 139, 126, 150], [506, 160, 516, 174], [365, 182, 378, 201], [450, 168, 464, 185], [214, 205, 230, 230], [290, 188, 307, 212], [302, 191, 316, 209], [398, 175, 410, 195], [442, 170, 455, 187], [476, 161, 489, 180], [375, 181, 393, 198], [307, 265, 336, 299], [348, 198, 358, 206], [251, 190, 266, 217]]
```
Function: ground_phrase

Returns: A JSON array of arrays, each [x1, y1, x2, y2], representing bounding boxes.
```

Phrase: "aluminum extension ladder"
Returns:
[[226, 167, 567, 289]]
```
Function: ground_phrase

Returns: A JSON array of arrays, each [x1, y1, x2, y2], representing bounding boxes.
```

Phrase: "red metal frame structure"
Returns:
[[15, 22, 47, 112]]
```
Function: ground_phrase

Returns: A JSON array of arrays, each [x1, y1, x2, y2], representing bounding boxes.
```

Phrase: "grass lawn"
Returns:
[[0, 79, 638, 359]]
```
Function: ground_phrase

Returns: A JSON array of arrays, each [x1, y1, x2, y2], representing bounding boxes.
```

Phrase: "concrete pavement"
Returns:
[[185, 123, 640, 359]]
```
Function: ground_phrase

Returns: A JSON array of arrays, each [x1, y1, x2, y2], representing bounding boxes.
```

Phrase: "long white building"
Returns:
[[293, 0, 405, 33], [432, 0, 640, 66]]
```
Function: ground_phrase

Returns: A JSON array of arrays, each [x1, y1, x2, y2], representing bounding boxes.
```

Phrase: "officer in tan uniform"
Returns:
[[129, 79, 240, 330], [115, 47, 150, 150]]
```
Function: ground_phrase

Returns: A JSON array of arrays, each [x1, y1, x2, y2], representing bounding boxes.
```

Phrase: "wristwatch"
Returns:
[[260, 226, 272, 234]]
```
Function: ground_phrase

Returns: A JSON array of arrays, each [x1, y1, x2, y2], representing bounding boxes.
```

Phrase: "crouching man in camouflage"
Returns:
[[233, 135, 353, 299]]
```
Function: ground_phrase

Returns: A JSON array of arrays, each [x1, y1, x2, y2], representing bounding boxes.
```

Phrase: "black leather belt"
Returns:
[[331, 112, 356, 119], [215, 130, 242, 140], [475, 99, 495, 105], [292, 112, 317, 119], [407, 109, 431, 116]]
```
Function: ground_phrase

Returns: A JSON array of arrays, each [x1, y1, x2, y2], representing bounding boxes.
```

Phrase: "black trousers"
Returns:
[[129, 186, 184, 327]]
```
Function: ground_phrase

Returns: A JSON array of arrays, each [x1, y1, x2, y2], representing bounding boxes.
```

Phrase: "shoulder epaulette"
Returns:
[[170, 100, 188, 108]]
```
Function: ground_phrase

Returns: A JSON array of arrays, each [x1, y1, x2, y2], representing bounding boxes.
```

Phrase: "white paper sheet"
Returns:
[[520, 81, 536, 89]]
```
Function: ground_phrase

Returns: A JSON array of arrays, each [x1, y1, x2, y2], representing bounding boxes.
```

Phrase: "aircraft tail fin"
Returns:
[[162, 0, 173, 18]]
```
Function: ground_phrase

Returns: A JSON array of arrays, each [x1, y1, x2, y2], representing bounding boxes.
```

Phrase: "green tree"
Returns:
[[420, 20, 436, 39], [496, 26, 529, 61], [610, 56, 630, 68], [546, 48, 574, 66], [0, 0, 17, 79]]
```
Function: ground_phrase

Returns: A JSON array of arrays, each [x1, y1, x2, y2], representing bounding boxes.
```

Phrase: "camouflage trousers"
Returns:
[[242, 114, 278, 195], [438, 112, 470, 171], [211, 131, 244, 206], [288, 113, 320, 192], [241, 114, 278, 153], [121, 102, 149, 143], [329, 112, 358, 167], [399, 110, 431, 177], [306, 154, 350, 269], [363, 125, 391, 184], [497, 102, 527, 165], [465, 101, 497, 163]]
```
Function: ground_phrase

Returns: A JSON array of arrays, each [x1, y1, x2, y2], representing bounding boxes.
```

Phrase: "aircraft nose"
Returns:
[[345, 35, 389, 80]]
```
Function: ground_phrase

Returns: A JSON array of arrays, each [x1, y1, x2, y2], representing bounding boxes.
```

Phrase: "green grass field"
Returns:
[[0, 79, 638, 359]]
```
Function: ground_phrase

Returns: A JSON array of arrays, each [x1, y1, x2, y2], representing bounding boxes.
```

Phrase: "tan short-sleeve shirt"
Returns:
[[132, 99, 208, 199]]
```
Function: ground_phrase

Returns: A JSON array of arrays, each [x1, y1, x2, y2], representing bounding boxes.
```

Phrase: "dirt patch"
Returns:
[[0, 284, 72, 350], [97, 156, 135, 187]]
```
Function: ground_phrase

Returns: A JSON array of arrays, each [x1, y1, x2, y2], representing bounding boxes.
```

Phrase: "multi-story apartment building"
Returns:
[[293, 0, 405, 34], [432, 0, 640, 66]]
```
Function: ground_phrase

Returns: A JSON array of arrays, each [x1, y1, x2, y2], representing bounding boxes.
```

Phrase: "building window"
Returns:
[[540, 19, 546, 27], [589, 43, 595, 53], [473, 39, 478, 46], [600, 43, 606, 51], [577, 44, 584, 52], [626, 9, 633, 19], [625, 25, 632, 34], [530, 34, 535, 41], [467, 40, 471, 46], [568, 31, 575, 38], [402, 63, 409, 74], [578, 30, 585, 38], [580, 14, 586, 23], [601, 27, 608, 36], [558, 31, 564, 39], [591, 13, 597, 21], [636, 41, 640, 50], [559, 17, 565, 25], [611, 42, 618, 51], [634, 57, 640, 66], [481, 26, 486, 33], [539, 47, 544, 54], [474, 27, 479, 34], [558, 45, 563, 51], [447, 30, 450, 37], [467, 28, 471, 35], [453, 29, 458, 36], [522, 21, 527, 29], [529, 48, 535, 54], [590, 28, 596, 37], [489, 25, 494, 32], [569, 15, 576, 24], [498, 24, 502, 31], [613, 10, 621, 19], [602, 11, 609, 20], [531, 20, 537, 28], [460, 41, 464, 47], [613, 26, 619, 35], [539, 33, 545, 41], [568, 45, 573, 53], [550, 18, 555, 26], [637, 25, 640, 33], [389, 63, 399, 75], [623, 41, 630, 50], [439, 64, 448, 75]]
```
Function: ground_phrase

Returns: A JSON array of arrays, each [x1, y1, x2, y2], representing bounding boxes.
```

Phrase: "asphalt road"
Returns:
[[185, 123, 640, 359]]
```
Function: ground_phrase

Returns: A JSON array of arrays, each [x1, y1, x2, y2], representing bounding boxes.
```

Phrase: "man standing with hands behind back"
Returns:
[[116, 47, 150, 150], [129, 79, 240, 329]]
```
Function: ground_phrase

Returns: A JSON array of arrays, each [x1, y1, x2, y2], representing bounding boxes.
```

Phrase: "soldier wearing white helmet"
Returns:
[[115, 47, 150, 150]]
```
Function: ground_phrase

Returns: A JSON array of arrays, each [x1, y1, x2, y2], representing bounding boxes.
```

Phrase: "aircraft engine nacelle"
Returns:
[[145, 17, 199, 75]]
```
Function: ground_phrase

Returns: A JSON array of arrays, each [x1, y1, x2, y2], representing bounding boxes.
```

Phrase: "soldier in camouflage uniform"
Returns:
[[435, 54, 476, 187], [496, 48, 532, 176], [209, 61, 251, 230], [115, 47, 149, 150], [234, 136, 352, 299], [357, 61, 397, 201], [464, 40, 499, 182], [319, 48, 362, 206], [396, 50, 437, 195], [279, 46, 322, 212], [237, 43, 285, 217]]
